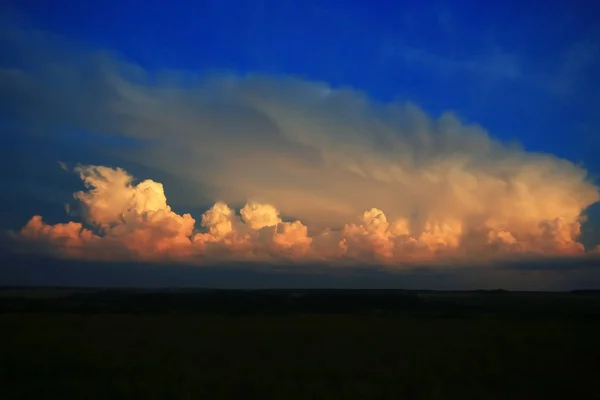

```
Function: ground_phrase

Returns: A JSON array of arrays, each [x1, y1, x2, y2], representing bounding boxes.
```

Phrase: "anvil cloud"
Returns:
[[3, 29, 600, 267]]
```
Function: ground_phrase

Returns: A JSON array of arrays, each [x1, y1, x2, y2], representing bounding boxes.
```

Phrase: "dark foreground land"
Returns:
[[1, 288, 600, 399]]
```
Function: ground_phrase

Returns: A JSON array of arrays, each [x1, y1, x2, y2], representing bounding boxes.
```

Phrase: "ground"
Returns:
[[1, 289, 599, 399]]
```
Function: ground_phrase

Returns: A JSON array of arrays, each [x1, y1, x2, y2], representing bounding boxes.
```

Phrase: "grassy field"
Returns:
[[1, 310, 599, 399]]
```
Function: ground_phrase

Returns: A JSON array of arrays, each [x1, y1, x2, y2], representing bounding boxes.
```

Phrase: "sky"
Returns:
[[1, 0, 600, 289]]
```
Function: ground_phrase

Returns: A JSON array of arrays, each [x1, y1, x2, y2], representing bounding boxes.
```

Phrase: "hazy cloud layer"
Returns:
[[3, 28, 600, 268]]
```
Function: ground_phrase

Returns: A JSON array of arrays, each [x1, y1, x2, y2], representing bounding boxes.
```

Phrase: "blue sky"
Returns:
[[5, 0, 599, 168], [1, 0, 600, 288]]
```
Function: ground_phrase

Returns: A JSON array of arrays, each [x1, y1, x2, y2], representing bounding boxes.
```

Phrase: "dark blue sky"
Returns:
[[5, 0, 600, 170]]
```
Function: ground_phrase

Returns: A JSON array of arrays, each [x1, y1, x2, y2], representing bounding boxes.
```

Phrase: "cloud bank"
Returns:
[[3, 28, 600, 268], [15, 161, 600, 267]]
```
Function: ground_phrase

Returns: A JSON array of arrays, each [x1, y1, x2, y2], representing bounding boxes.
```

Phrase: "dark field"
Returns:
[[1, 289, 600, 399]]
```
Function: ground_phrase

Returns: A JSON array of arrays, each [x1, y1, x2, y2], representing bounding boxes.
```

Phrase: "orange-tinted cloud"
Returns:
[[14, 164, 599, 267], [3, 30, 599, 266]]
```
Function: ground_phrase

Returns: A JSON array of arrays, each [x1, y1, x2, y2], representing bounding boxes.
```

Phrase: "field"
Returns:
[[1, 289, 599, 399]]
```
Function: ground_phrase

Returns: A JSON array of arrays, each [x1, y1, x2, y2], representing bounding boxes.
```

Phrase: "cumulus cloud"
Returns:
[[13, 163, 600, 267], [19, 166, 196, 261], [3, 27, 600, 268], [16, 165, 315, 264]]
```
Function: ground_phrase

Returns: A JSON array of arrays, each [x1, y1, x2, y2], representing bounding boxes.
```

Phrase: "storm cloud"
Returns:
[[3, 27, 600, 269]]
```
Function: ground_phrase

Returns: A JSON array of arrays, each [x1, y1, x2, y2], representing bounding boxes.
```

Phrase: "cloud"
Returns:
[[18, 165, 196, 261], [12, 163, 600, 267], [3, 27, 600, 268]]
